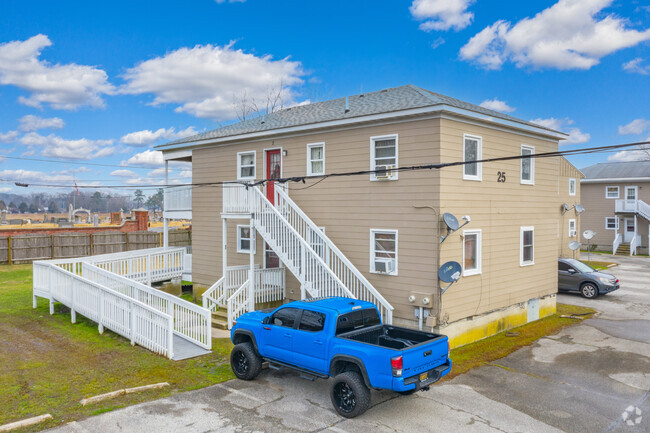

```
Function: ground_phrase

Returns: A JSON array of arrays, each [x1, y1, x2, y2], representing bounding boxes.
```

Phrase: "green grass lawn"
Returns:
[[0, 264, 234, 432], [579, 260, 616, 270]]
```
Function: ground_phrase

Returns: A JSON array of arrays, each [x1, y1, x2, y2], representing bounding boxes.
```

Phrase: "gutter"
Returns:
[[581, 177, 650, 183]]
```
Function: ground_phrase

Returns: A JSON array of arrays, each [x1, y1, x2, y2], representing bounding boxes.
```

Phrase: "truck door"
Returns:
[[262, 307, 300, 362], [293, 309, 329, 373]]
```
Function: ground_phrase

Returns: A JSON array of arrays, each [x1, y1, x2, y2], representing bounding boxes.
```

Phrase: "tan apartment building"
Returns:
[[158, 85, 579, 347], [580, 161, 650, 255]]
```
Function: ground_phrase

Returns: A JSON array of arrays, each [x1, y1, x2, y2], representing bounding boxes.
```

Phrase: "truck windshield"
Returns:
[[336, 308, 381, 335]]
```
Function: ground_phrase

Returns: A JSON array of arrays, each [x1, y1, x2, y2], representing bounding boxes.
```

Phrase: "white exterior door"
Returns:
[[624, 186, 638, 211], [624, 218, 635, 243]]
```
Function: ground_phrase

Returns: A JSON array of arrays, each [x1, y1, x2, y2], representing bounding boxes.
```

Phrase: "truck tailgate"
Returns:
[[401, 336, 448, 378]]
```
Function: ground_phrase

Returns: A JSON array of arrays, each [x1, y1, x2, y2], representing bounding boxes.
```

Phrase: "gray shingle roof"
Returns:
[[581, 161, 650, 179], [158, 85, 562, 148]]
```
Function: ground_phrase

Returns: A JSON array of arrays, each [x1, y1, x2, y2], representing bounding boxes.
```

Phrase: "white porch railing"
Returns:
[[164, 186, 192, 212], [33, 262, 174, 358], [613, 233, 622, 255], [275, 187, 394, 323], [615, 199, 650, 221], [223, 183, 251, 214], [227, 280, 250, 329], [249, 186, 355, 300], [202, 265, 285, 317], [82, 263, 211, 350]]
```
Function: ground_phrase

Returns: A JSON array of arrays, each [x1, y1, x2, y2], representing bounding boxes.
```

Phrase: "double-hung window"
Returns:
[[237, 151, 256, 180], [520, 227, 534, 266], [370, 135, 398, 181], [569, 178, 576, 196], [521, 145, 535, 185], [237, 225, 255, 253], [307, 143, 325, 176], [606, 186, 619, 199], [370, 229, 397, 275], [463, 134, 482, 181], [463, 229, 481, 276], [568, 220, 576, 237], [605, 217, 618, 230]]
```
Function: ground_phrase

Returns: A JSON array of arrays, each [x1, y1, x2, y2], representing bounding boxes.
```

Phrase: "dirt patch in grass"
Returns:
[[442, 303, 597, 383], [0, 264, 234, 432]]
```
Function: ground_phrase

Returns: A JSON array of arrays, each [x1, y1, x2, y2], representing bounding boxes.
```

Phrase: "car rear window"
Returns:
[[336, 308, 381, 335]]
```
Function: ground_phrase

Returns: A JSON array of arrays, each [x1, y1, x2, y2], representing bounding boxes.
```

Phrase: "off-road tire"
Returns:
[[580, 282, 599, 299], [230, 342, 262, 380], [329, 371, 371, 418]]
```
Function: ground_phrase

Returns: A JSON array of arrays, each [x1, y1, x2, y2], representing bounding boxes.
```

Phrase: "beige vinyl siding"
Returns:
[[558, 158, 584, 258], [191, 118, 441, 321], [437, 118, 560, 322]]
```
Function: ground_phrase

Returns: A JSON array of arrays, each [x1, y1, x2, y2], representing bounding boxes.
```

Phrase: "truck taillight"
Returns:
[[391, 355, 403, 377]]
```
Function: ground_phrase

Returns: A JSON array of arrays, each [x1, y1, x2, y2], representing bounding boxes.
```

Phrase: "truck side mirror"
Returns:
[[262, 316, 271, 325]]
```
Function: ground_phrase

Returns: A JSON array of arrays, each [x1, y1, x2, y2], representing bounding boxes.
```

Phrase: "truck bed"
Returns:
[[339, 325, 443, 350]]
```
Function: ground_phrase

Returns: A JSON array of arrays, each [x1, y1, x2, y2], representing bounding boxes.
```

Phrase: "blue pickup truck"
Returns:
[[230, 297, 451, 417]]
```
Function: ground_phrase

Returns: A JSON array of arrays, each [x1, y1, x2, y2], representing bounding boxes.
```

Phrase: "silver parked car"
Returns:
[[558, 258, 620, 299]]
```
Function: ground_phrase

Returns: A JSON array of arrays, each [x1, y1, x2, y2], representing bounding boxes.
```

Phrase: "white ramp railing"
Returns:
[[82, 263, 211, 350], [249, 186, 355, 300], [275, 188, 394, 323], [34, 262, 174, 358], [227, 280, 250, 329]]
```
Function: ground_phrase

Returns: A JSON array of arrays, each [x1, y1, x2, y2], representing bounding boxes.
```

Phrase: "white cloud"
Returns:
[[0, 187, 11, 193], [18, 114, 65, 131], [530, 117, 590, 145], [179, 170, 192, 178], [460, 0, 650, 70], [608, 142, 650, 162], [122, 150, 164, 168], [120, 42, 304, 120], [431, 37, 446, 49], [410, 0, 474, 31], [19, 132, 115, 160], [479, 98, 515, 113], [147, 167, 167, 178], [622, 57, 650, 75], [618, 118, 650, 135], [110, 169, 139, 178], [119, 126, 197, 146], [0, 34, 114, 109], [0, 169, 75, 184], [0, 130, 18, 143]]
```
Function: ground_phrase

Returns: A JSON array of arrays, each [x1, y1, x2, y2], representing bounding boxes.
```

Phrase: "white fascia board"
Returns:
[[163, 148, 192, 161], [156, 105, 565, 153], [581, 177, 650, 183]]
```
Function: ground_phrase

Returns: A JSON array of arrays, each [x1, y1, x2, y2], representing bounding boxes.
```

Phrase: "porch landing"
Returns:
[[171, 335, 211, 361]]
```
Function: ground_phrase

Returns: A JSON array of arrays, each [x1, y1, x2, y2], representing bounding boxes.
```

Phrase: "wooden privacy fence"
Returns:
[[0, 230, 191, 264]]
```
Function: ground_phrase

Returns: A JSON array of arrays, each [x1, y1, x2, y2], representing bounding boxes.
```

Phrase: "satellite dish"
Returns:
[[575, 204, 585, 214], [569, 241, 581, 251], [439, 261, 462, 294], [439, 261, 462, 283], [442, 213, 459, 231], [561, 203, 570, 214], [583, 230, 595, 240], [440, 213, 470, 243]]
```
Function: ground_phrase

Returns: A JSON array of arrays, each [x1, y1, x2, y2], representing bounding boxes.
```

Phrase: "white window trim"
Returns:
[[236, 224, 255, 254], [605, 186, 619, 199], [568, 219, 576, 237], [462, 134, 482, 181], [569, 178, 576, 196], [520, 226, 534, 267], [306, 142, 325, 176], [237, 150, 256, 181], [625, 186, 638, 201], [369, 229, 398, 276], [520, 145, 535, 185], [605, 217, 618, 230], [370, 134, 398, 181], [462, 229, 482, 277]]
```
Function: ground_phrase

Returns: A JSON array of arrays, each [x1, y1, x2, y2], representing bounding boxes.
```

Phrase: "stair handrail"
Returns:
[[227, 279, 250, 329], [249, 186, 356, 301], [613, 233, 622, 255], [202, 276, 225, 312], [275, 187, 394, 323], [638, 199, 650, 221], [630, 234, 639, 256]]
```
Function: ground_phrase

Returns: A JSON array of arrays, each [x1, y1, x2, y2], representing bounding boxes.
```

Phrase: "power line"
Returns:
[[0, 154, 187, 171], [2, 140, 648, 190]]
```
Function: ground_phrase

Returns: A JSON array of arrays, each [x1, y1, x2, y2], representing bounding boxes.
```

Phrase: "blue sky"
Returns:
[[0, 0, 649, 196]]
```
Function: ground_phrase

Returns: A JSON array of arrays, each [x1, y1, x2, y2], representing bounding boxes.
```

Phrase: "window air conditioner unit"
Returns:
[[375, 165, 395, 179], [375, 258, 395, 273]]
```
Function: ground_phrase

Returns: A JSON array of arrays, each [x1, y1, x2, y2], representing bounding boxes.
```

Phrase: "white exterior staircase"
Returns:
[[203, 184, 394, 328]]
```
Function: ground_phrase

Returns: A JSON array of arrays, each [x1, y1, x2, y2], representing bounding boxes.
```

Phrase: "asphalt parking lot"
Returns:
[[49, 253, 648, 433]]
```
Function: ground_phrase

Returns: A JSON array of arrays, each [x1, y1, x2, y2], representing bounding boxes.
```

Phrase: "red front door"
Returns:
[[266, 149, 281, 204]]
